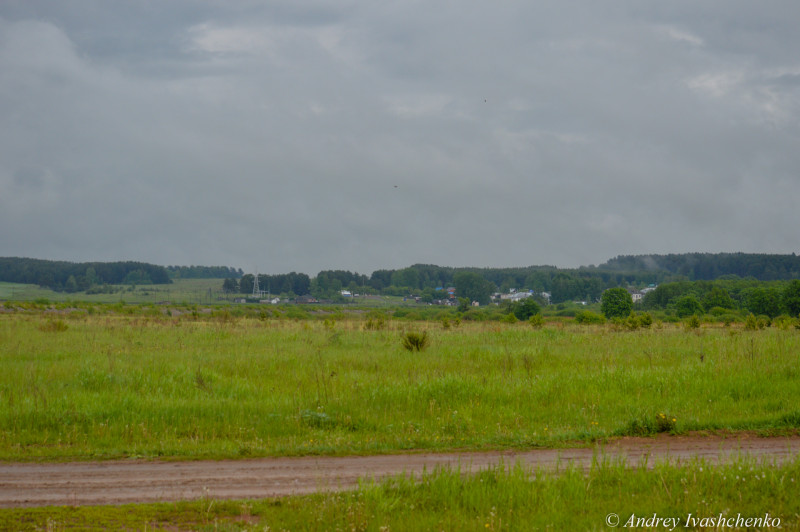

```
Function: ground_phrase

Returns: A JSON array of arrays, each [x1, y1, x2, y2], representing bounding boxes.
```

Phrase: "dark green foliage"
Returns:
[[510, 297, 541, 321], [784, 280, 800, 316], [600, 288, 633, 318], [221, 278, 239, 293], [674, 295, 703, 317], [0, 257, 171, 290], [166, 265, 242, 279], [746, 287, 783, 318], [601, 252, 800, 280], [702, 285, 734, 311], [453, 271, 495, 305]]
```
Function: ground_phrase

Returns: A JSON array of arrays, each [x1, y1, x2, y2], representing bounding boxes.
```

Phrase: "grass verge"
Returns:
[[2, 456, 798, 530]]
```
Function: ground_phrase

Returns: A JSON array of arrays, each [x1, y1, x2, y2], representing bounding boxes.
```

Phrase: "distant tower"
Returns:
[[252, 269, 260, 297]]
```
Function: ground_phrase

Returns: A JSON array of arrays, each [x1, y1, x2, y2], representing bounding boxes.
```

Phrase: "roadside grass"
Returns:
[[1, 309, 799, 461], [2, 456, 798, 531]]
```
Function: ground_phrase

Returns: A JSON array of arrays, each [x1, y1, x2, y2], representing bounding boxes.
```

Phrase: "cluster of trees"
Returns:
[[167, 265, 243, 279], [641, 279, 800, 318], [219, 253, 800, 304], [0, 257, 171, 292], [232, 272, 312, 297]]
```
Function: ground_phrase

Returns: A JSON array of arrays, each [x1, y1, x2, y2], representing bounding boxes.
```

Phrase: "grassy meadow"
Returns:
[[1, 305, 799, 461]]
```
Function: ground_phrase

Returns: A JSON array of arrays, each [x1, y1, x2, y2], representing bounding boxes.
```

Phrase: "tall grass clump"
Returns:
[[401, 330, 429, 352]]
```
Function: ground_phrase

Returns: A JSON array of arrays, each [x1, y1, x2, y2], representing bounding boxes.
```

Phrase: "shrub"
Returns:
[[601, 288, 633, 318], [619, 413, 677, 436], [638, 312, 653, 328], [773, 315, 795, 331], [528, 314, 544, 328], [575, 310, 606, 325], [684, 315, 701, 330], [509, 297, 541, 321], [39, 320, 68, 332], [401, 331, 429, 352], [501, 313, 518, 324]]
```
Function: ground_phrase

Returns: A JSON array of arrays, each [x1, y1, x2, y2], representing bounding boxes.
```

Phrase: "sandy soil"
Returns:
[[2, 434, 799, 508]]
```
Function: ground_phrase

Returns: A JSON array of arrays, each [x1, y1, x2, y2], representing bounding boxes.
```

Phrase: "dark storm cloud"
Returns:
[[1, 1, 798, 274]]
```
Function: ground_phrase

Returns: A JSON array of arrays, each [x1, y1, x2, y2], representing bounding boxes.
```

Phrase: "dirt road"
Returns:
[[2, 434, 799, 508]]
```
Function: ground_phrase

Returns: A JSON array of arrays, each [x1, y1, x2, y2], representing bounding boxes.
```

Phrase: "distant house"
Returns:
[[628, 288, 644, 303], [341, 290, 353, 297]]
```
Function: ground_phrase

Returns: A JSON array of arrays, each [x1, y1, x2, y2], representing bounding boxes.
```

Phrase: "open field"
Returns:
[[2, 306, 799, 528], [0, 280, 414, 307], [1, 307, 799, 461]]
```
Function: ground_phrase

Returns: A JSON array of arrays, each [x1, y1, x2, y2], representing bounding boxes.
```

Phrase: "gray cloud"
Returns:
[[1, 1, 798, 274]]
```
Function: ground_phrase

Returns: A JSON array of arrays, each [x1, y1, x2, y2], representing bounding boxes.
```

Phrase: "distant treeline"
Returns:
[[218, 253, 800, 303], [0, 257, 171, 292], [167, 265, 243, 279], [599, 253, 800, 281], [641, 278, 800, 318], [236, 272, 311, 296]]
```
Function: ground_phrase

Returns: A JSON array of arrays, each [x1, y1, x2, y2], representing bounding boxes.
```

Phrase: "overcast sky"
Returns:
[[1, 1, 799, 275]]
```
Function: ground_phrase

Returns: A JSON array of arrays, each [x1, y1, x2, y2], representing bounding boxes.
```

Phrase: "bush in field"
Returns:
[[501, 313, 518, 324], [528, 313, 544, 328], [638, 312, 653, 328], [773, 315, 796, 330], [601, 288, 633, 319], [509, 297, 541, 321], [401, 331, 429, 352], [39, 319, 68, 332], [575, 310, 606, 325], [684, 315, 701, 330]]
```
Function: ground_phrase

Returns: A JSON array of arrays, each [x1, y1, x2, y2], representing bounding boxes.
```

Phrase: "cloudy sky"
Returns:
[[1, 1, 798, 275]]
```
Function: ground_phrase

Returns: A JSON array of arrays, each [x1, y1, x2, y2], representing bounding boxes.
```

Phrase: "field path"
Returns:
[[2, 434, 799, 508]]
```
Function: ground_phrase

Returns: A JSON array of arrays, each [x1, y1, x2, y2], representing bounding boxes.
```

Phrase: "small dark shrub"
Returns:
[[39, 320, 68, 332], [401, 331, 429, 352]]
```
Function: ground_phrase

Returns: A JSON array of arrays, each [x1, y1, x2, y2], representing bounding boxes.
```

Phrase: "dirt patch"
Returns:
[[2, 434, 799, 508]]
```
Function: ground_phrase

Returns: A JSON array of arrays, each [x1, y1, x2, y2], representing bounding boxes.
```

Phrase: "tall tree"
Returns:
[[783, 280, 800, 316], [600, 288, 633, 318], [453, 271, 494, 305]]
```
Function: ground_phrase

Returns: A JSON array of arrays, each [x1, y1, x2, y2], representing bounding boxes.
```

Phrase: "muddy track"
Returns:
[[2, 434, 799, 508]]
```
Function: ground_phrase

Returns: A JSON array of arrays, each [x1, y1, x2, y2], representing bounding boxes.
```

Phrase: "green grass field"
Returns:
[[1, 308, 799, 461], [2, 305, 799, 529]]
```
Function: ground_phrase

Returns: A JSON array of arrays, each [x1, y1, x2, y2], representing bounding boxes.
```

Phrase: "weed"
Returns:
[[39, 319, 68, 332], [618, 413, 677, 436]]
